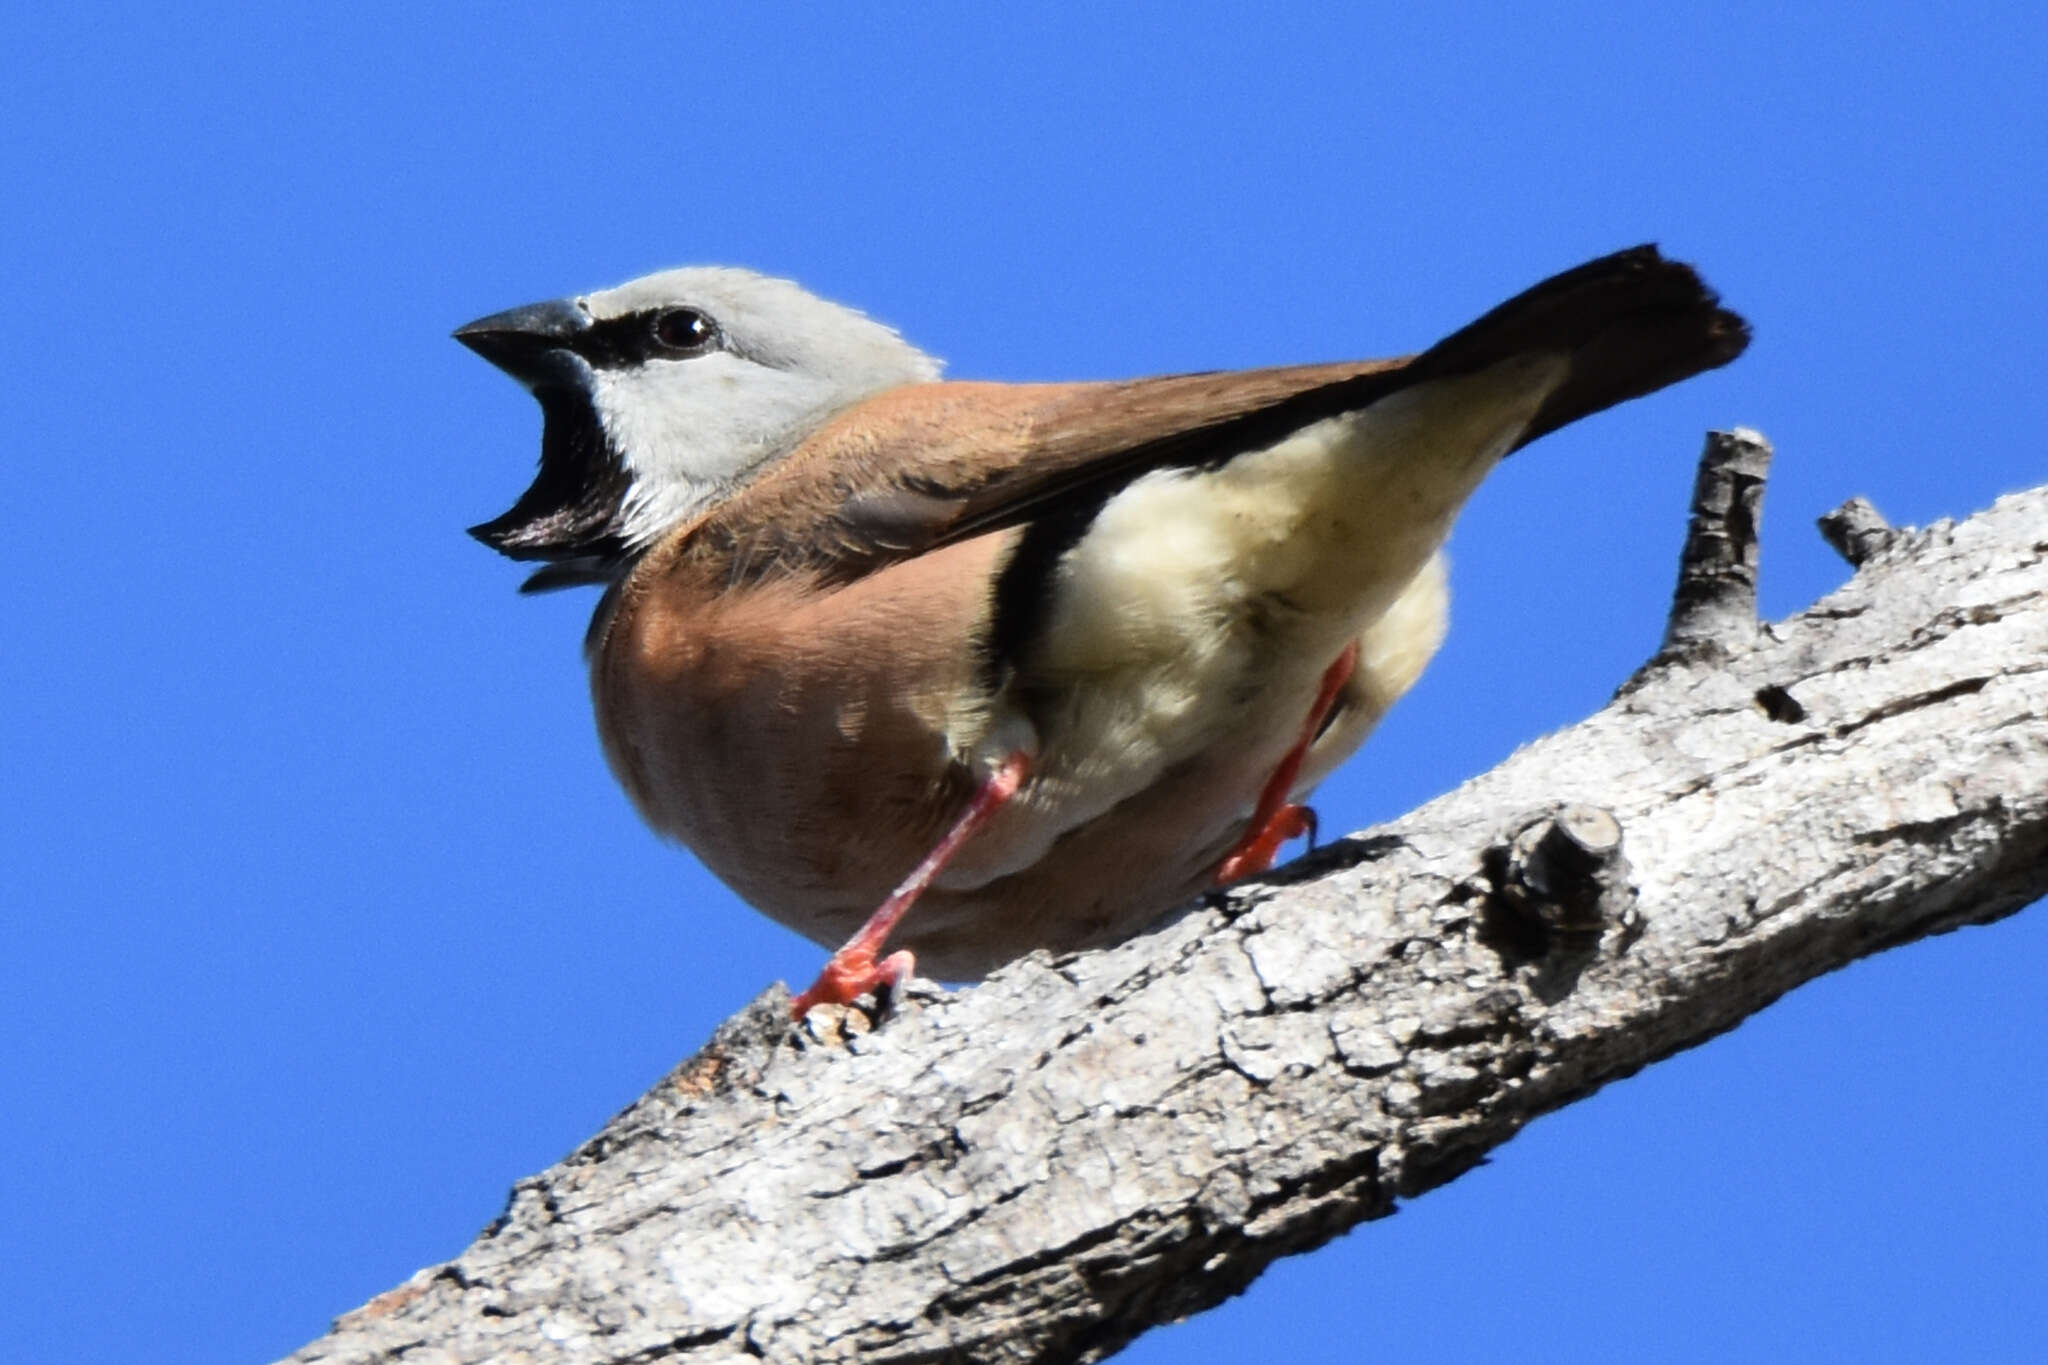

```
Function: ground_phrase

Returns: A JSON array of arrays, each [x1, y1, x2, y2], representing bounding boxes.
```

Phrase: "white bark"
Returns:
[[283, 432, 2048, 1365]]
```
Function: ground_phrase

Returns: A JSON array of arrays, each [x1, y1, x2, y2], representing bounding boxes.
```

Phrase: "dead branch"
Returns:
[[283, 431, 2048, 1365]]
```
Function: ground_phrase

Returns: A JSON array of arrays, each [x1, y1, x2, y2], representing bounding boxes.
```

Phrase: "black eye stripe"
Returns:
[[572, 308, 722, 369]]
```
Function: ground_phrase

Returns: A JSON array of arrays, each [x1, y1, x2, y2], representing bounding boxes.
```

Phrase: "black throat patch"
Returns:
[[469, 385, 633, 587]]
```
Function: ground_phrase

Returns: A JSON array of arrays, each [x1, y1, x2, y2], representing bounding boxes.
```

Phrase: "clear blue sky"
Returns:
[[6, 6, 2044, 1362]]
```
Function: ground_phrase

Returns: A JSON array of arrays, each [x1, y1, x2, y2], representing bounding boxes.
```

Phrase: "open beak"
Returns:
[[454, 298, 592, 389]]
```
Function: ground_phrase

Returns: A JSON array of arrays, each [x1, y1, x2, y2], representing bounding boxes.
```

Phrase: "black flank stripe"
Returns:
[[978, 365, 1424, 695]]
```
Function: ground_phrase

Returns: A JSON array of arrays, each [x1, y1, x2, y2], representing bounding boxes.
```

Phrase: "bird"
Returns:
[[456, 246, 1748, 1017]]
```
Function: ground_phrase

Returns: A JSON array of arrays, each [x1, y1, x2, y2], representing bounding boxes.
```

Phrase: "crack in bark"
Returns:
[[1834, 676, 1991, 736]]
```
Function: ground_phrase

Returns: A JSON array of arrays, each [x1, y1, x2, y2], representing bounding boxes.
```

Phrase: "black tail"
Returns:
[[1410, 244, 1751, 449]]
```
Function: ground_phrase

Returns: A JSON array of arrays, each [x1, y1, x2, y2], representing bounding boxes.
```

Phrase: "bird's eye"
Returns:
[[650, 307, 720, 354]]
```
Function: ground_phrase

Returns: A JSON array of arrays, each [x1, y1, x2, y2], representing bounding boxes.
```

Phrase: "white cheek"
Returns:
[[591, 356, 851, 548], [595, 356, 774, 483]]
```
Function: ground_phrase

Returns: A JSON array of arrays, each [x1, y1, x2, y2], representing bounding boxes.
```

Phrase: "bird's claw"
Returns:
[[791, 947, 917, 1019], [1216, 802, 1316, 883]]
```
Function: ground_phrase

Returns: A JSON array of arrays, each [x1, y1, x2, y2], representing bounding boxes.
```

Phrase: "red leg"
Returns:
[[1216, 642, 1359, 884], [792, 750, 1033, 1019]]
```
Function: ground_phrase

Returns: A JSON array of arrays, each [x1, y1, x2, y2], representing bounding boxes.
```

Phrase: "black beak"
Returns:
[[454, 298, 592, 388]]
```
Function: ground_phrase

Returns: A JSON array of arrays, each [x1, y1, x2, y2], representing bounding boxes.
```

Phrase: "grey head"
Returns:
[[457, 267, 943, 591]]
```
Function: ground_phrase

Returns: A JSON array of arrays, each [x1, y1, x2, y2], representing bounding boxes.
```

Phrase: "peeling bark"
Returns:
[[284, 435, 2048, 1365]]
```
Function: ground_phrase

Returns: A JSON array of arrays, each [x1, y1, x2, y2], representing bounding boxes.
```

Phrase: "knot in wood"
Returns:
[[1494, 804, 1636, 946]]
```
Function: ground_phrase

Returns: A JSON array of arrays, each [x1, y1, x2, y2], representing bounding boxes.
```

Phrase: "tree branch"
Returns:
[[284, 434, 2048, 1365], [1655, 425, 1772, 662]]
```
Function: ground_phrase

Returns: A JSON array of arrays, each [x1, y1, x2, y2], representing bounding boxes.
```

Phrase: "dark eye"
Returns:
[[650, 307, 719, 354]]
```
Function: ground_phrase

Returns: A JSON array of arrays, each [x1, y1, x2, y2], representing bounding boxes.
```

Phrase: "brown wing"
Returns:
[[660, 245, 1747, 589], [657, 358, 1409, 588]]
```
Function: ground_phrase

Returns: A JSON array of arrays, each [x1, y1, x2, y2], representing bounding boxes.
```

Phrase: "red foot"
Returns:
[[1217, 803, 1315, 882], [790, 946, 918, 1018], [1215, 643, 1359, 885], [791, 750, 1032, 1020]]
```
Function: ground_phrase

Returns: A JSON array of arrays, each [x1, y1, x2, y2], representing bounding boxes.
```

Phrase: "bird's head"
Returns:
[[457, 267, 941, 590]]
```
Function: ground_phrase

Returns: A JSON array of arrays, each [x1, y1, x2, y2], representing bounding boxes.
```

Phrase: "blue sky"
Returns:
[[5, 6, 2044, 1362]]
